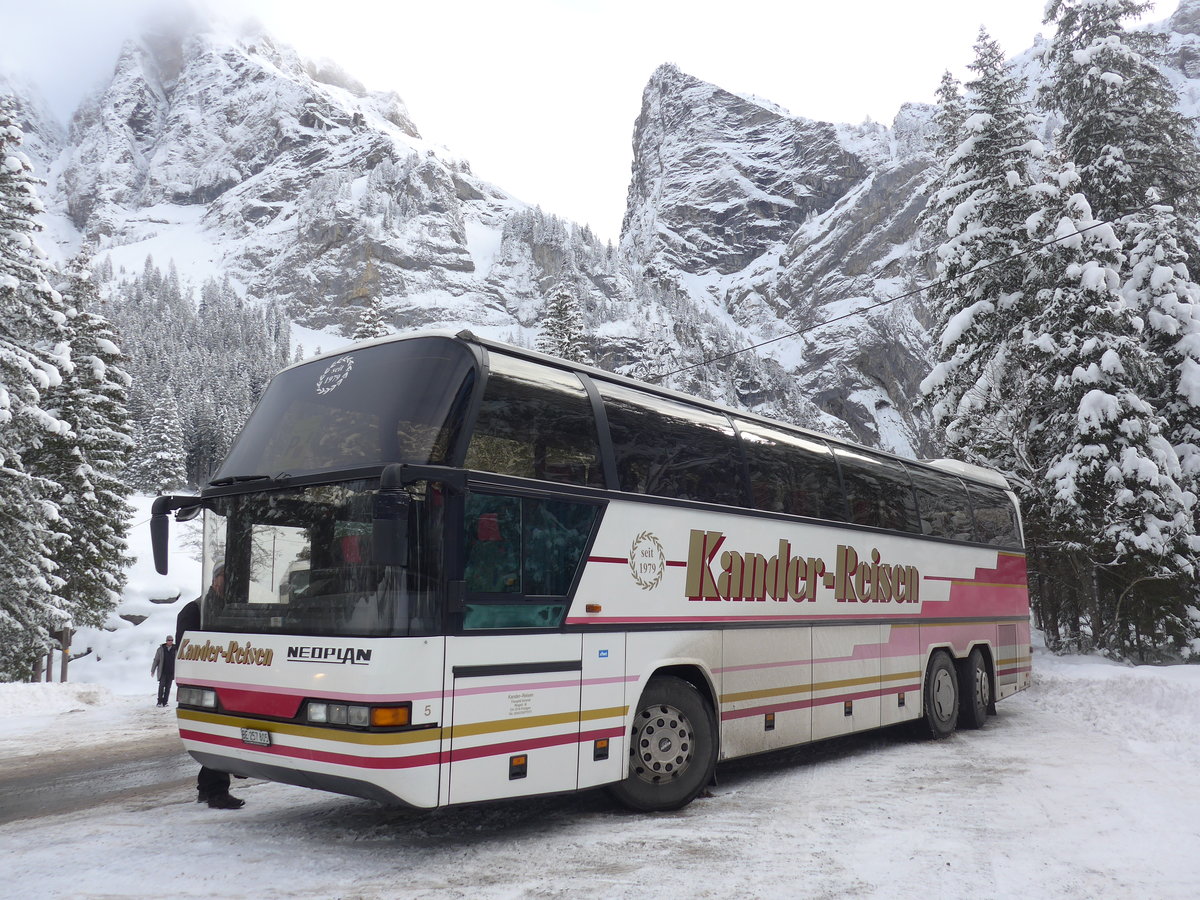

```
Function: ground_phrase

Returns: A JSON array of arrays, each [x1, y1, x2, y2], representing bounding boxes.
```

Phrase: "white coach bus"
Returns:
[[152, 330, 1031, 812]]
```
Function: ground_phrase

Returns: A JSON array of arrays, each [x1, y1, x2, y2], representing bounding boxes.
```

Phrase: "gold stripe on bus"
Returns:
[[179, 705, 630, 744], [177, 709, 443, 745], [720, 670, 920, 705], [450, 705, 627, 740]]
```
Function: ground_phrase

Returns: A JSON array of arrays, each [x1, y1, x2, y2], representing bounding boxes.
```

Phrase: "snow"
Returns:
[[4, 641, 1200, 898]]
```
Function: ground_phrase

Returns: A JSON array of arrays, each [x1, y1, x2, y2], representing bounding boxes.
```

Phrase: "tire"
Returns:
[[609, 676, 717, 812], [957, 647, 991, 730], [922, 650, 959, 738]]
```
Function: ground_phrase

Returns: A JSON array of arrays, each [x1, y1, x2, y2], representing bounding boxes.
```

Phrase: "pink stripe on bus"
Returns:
[[180, 725, 625, 770]]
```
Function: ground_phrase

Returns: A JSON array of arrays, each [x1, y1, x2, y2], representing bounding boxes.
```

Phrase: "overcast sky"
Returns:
[[0, 0, 1171, 243]]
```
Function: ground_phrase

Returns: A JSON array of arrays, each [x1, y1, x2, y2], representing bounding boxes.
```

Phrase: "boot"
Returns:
[[207, 792, 245, 809]]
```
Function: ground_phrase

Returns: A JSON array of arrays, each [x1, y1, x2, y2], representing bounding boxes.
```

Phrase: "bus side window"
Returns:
[[833, 447, 920, 533], [462, 493, 600, 629], [736, 419, 845, 521], [966, 482, 1022, 547], [905, 465, 974, 541], [463, 494, 521, 593], [464, 356, 604, 488], [599, 383, 743, 506]]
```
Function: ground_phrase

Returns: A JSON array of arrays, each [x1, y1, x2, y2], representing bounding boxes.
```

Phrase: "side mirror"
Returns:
[[151, 513, 170, 575], [150, 495, 202, 575], [372, 491, 411, 567]]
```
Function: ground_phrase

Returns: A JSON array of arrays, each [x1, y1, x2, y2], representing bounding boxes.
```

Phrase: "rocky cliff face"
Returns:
[[619, 63, 938, 453]]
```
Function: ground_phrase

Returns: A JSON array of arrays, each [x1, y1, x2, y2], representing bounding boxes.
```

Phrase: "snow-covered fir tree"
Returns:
[[1036, 0, 1200, 650], [128, 388, 188, 493], [921, 29, 1046, 470], [932, 70, 967, 160], [351, 295, 390, 341], [536, 283, 588, 363], [109, 262, 291, 487], [1041, 0, 1200, 226], [25, 254, 135, 630], [0, 96, 70, 679], [1019, 171, 1195, 650]]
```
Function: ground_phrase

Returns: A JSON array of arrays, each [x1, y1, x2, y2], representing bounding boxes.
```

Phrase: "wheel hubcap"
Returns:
[[630, 703, 694, 784], [976, 667, 990, 707], [932, 668, 955, 720]]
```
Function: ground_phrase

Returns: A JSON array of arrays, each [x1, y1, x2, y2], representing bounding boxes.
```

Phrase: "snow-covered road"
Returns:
[[2, 649, 1199, 899]]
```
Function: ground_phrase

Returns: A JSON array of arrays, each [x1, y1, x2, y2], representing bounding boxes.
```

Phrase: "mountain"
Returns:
[[8, 2, 1200, 459]]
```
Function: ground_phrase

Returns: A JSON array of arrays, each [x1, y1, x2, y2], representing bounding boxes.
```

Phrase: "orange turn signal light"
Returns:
[[585, 603, 602, 613], [371, 706, 411, 727]]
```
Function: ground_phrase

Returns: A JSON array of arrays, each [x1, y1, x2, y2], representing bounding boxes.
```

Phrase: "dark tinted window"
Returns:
[[465, 356, 604, 488], [215, 337, 475, 480], [462, 492, 600, 630], [737, 419, 845, 521], [600, 383, 743, 505], [833, 447, 920, 532], [966, 482, 1022, 546], [906, 465, 974, 541]]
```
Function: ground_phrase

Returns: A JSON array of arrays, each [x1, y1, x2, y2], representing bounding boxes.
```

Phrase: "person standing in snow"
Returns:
[[150, 635, 176, 706], [176, 575, 246, 810]]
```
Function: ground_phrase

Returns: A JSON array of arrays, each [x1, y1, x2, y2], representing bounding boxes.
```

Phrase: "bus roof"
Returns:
[[285, 329, 1013, 494]]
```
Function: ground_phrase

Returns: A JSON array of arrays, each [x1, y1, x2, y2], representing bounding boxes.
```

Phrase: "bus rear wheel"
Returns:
[[957, 647, 991, 730], [609, 676, 717, 812], [923, 650, 959, 738]]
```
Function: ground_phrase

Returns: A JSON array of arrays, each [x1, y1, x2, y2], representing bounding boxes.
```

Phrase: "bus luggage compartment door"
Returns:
[[444, 634, 583, 805]]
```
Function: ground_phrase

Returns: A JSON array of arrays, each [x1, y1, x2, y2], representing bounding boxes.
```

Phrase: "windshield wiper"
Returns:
[[208, 474, 274, 487]]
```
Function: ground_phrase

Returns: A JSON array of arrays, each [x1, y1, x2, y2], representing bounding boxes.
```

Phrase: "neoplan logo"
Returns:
[[286, 646, 372, 665]]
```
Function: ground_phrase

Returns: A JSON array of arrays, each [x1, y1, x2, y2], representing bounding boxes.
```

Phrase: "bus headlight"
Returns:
[[305, 701, 409, 728], [178, 687, 217, 708]]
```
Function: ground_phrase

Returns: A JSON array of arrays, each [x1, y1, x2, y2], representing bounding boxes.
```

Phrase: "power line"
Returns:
[[646, 195, 1181, 383]]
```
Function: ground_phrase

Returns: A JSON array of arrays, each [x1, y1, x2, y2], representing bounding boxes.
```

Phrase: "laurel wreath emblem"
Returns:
[[629, 531, 665, 591], [316, 356, 355, 395]]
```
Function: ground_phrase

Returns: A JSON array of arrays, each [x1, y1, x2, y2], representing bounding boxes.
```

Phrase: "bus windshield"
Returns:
[[213, 337, 476, 482], [201, 479, 444, 637]]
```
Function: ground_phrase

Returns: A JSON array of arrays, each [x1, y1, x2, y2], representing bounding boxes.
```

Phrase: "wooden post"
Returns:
[[44, 646, 54, 682], [59, 627, 72, 682]]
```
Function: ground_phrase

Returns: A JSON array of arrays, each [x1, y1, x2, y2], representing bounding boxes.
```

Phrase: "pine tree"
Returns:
[[932, 70, 967, 159], [351, 295, 390, 341], [54, 255, 135, 627], [536, 283, 588, 363], [0, 96, 70, 678], [1019, 170, 1194, 650], [1039, 0, 1200, 649], [921, 30, 1046, 470], [129, 389, 188, 493], [1041, 0, 1199, 225]]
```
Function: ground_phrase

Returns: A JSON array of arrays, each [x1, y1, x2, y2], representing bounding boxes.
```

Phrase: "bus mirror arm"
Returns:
[[150, 494, 202, 576]]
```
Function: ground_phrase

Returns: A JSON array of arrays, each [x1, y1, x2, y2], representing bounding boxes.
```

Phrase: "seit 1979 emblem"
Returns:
[[629, 531, 665, 590], [316, 356, 355, 395]]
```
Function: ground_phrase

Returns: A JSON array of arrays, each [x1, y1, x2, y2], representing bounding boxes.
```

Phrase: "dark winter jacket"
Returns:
[[176, 598, 201, 647], [151, 642, 176, 683]]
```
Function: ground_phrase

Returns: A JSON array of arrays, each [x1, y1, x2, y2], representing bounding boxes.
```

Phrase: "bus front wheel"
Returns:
[[923, 650, 959, 738], [609, 676, 717, 812]]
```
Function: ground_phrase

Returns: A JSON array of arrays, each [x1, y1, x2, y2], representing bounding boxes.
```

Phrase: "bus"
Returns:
[[152, 329, 1031, 812]]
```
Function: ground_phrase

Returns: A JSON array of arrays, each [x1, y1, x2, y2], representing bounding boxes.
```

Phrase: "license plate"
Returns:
[[240, 727, 272, 747]]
